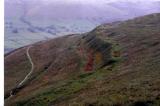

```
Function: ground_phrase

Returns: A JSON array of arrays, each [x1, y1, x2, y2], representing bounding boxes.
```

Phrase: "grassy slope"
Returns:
[[5, 13, 160, 106], [4, 47, 31, 98]]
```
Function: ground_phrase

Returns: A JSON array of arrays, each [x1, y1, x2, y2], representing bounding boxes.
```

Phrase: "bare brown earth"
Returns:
[[4, 13, 160, 106]]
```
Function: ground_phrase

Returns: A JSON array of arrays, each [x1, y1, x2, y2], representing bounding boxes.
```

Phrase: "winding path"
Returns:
[[8, 46, 34, 98], [18, 46, 34, 87]]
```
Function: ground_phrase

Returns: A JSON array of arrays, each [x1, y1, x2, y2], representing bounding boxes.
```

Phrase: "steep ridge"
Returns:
[[4, 13, 160, 106], [4, 33, 112, 105]]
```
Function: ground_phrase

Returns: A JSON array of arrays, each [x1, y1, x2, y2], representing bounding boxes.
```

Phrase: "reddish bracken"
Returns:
[[77, 47, 84, 56], [84, 51, 94, 71]]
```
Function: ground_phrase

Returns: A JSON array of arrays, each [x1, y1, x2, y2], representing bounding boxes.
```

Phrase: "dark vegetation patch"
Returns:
[[132, 101, 154, 106]]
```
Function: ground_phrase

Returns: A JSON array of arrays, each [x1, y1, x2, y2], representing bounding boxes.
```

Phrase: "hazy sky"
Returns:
[[42, 0, 160, 3], [5, 0, 160, 5], [36, 0, 160, 5]]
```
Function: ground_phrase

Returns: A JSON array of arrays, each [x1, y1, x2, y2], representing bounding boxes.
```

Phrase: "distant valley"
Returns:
[[4, 0, 160, 53]]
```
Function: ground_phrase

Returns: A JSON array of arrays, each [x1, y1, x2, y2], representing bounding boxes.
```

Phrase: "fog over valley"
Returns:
[[4, 0, 160, 53]]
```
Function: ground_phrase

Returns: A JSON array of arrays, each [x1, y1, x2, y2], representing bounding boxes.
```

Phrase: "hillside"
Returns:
[[4, 13, 160, 106]]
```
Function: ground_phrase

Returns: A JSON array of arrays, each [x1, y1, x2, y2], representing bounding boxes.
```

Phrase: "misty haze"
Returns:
[[4, 0, 160, 53]]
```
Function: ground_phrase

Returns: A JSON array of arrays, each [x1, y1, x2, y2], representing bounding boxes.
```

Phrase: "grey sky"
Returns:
[[42, 0, 160, 3]]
